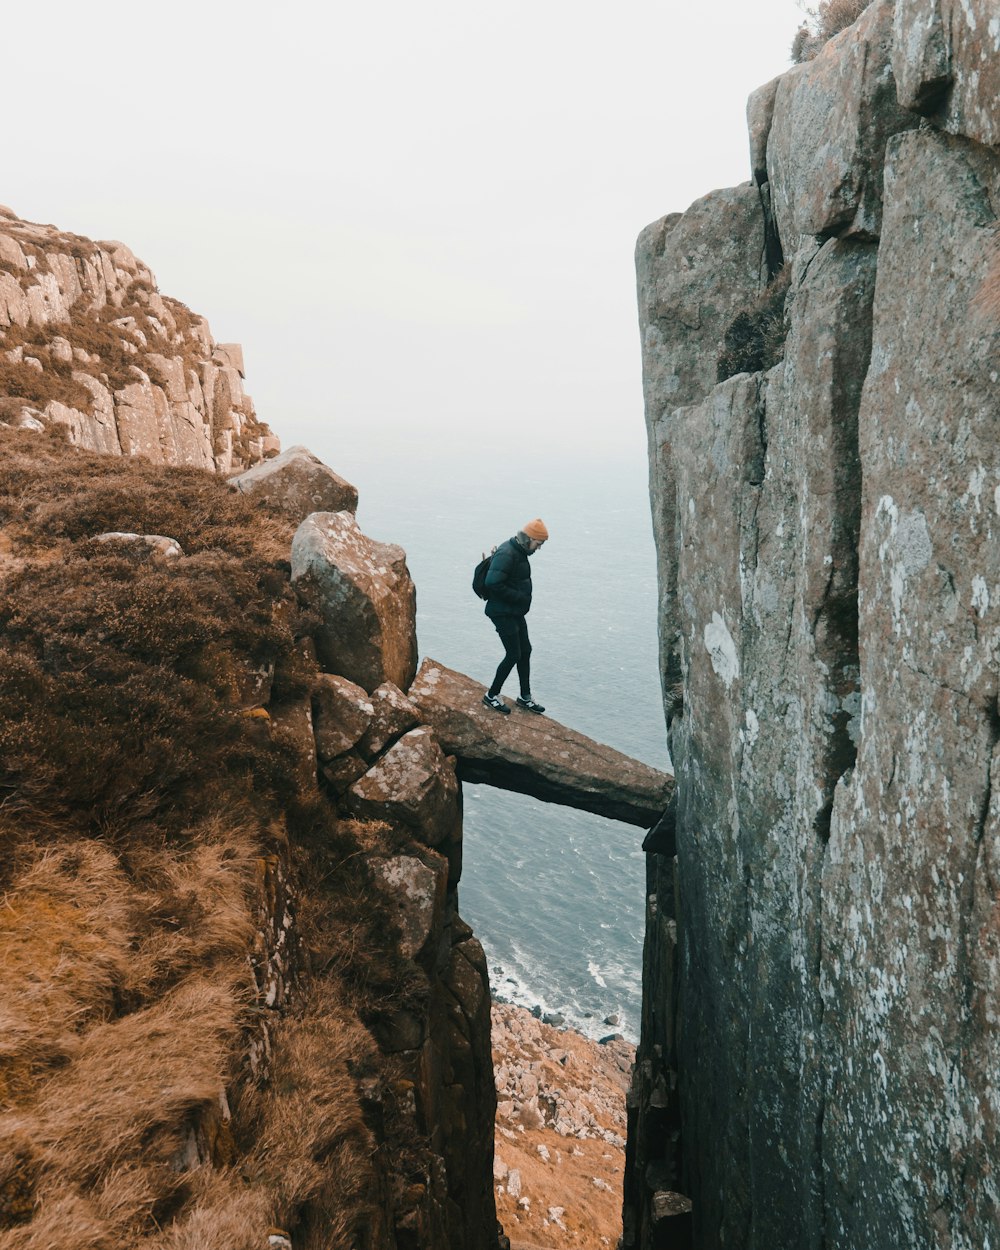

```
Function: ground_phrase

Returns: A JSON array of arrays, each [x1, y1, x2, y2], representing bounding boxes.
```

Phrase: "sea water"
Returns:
[[308, 428, 666, 1042]]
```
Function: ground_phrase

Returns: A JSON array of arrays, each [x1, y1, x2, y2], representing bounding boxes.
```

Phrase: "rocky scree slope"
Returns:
[[490, 1003, 634, 1250], [0, 427, 497, 1250], [628, 2, 1000, 1248], [0, 206, 275, 472]]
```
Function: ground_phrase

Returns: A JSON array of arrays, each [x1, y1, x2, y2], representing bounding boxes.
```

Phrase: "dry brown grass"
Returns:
[[0, 429, 408, 1247], [792, 0, 871, 61], [0, 295, 193, 415], [0, 842, 134, 1110], [18, 977, 241, 1185], [238, 989, 383, 1238]]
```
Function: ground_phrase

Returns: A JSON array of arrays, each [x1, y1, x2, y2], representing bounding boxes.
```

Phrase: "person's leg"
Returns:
[[513, 619, 544, 711], [488, 617, 522, 697], [515, 617, 532, 698]]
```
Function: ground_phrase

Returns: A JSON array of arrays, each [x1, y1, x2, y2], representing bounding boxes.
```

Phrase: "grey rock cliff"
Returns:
[[0, 207, 276, 472], [627, 5, 1000, 1249]]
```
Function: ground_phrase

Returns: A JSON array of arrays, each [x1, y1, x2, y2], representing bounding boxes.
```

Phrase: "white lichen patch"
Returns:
[[703, 612, 740, 688], [876, 496, 933, 635], [971, 576, 990, 617]]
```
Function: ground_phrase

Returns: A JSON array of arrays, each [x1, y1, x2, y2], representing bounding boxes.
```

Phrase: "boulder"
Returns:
[[766, 0, 917, 243], [375, 853, 448, 961], [312, 672, 374, 762], [0, 235, 26, 269], [346, 727, 460, 848], [230, 444, 358, 521], [290, 511, 418, 693], [0, 273, 30, 328], [651, 1191, 693, 1222], [357, 681, 422, 760], [409, 659, 672, 827], [893, 0, 1000, 147], [320, 750, 370, 793], [95, 532, 183, 559]]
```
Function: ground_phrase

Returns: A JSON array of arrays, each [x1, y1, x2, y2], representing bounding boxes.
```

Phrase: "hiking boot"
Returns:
[[482, 692, 511, 715], [516, 696, 545, 714]]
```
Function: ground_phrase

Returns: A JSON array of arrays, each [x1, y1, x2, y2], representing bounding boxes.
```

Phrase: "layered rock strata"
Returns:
[[0, 206, 275, 471], [628, 4, 1000, 1248]]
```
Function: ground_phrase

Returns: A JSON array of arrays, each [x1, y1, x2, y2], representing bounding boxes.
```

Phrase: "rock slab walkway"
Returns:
[[409, 659, 672, 827]]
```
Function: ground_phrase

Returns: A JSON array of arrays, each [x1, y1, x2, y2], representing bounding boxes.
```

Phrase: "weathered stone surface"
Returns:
[[214, 342, 245, 376], [95, 531, 184, 559], [0, 208, 273, 473], [632, 71, 1000, 1250], [767, 0, 916, 243], [320, 749, 370, 793], [375, 853, 448, 961], [269, 697, 317, 790], [358, 681, 422, 760], [409, 659, 672, 827], [291, 512, 418, 693], [0, 234, 26, 269], [637, 186, 764, 433], [346, 727, 460, 848], [312, 672, 374, 762], [636, 186, 764, 722], [230, 444, 359, 521], [818, 127, 1000, 1250], [647, 232, 879, 1248], [442, 937, 497, 1248], [747, 75, 781, 185], [893, 0, 1000, 147]]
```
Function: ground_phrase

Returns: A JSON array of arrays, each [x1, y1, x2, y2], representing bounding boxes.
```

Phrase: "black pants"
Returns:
[[488, 615, 531, 698]]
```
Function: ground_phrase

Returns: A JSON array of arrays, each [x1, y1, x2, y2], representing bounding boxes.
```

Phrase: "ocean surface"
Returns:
[[307, 427, 667, 1042]]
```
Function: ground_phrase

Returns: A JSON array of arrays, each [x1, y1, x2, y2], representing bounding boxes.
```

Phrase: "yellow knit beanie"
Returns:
[[522, 518, 549, 542]]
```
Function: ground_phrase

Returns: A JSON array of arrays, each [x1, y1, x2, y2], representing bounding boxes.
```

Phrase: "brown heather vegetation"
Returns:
[[792, 0, 872, 62], [0, 427, 423, 1248], [717, 266, 791, 383]]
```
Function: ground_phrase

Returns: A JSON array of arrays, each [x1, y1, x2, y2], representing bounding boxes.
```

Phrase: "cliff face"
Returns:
[[629, 3, 1000, 1247], [0, 430, 496, 1249], [0, 206, 276, 472]]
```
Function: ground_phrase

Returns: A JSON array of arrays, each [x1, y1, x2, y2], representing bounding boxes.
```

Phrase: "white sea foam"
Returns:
[[588, 961, 608, 989]]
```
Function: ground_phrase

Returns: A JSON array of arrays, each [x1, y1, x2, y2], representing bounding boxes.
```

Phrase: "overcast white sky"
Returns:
[[6, 0, 804, 457]]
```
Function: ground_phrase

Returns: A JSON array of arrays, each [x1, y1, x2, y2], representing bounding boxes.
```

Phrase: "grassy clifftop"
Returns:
[[0, 427, 423, 1249]]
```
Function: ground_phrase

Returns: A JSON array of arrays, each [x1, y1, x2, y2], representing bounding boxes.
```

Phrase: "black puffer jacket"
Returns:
[[484, 536, 532, 619]]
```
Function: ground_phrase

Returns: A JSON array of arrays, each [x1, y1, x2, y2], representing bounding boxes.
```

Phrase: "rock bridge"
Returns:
[[409, 660, 671, 828], [267, 481, 673, 838]]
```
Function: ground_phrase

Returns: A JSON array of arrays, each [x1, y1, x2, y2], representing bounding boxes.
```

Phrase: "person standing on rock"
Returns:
[[481, 519, 548, 715]]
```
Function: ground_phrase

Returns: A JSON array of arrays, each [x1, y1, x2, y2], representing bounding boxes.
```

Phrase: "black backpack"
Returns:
[[472, 547, 497, 599]]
